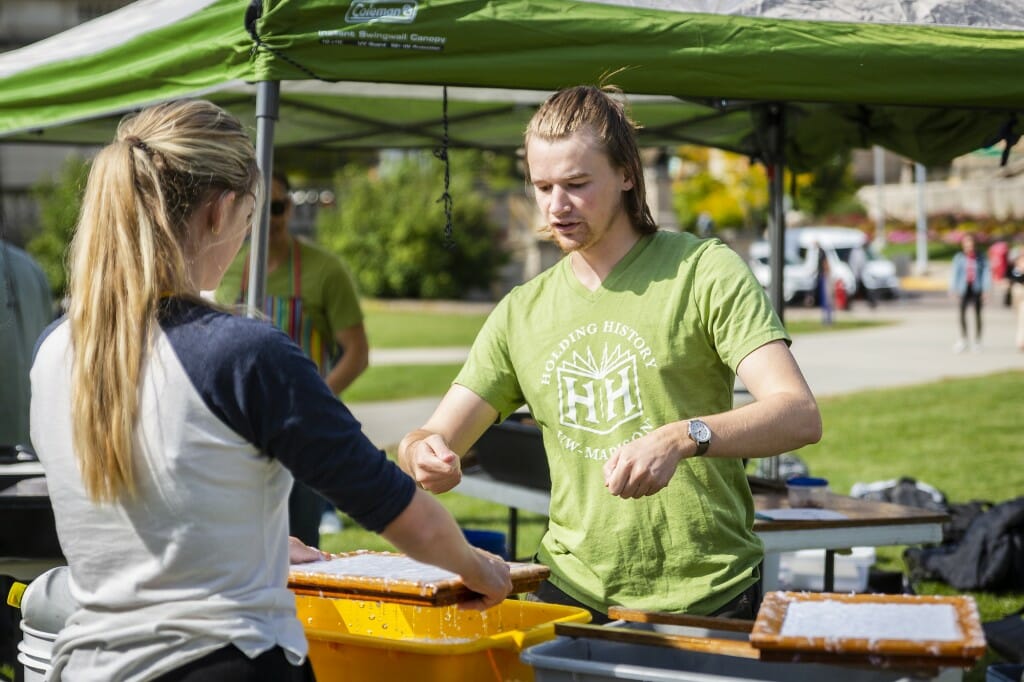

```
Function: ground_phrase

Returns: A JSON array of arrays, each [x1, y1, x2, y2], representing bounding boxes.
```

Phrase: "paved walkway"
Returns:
[[787, 295, 1022, 398], [350, 292, 1023, 449]]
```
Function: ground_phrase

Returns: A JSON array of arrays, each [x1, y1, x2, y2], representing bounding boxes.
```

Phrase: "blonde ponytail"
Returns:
[[67, 100, 258, 502]]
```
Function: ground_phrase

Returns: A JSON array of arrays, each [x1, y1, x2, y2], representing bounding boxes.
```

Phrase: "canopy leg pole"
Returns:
[[767, 105, 786, 324], [765, 104, 786, 482], [246, 80, 281, 317], [873, 146, 887, 250], [914, 162, 928, 276]]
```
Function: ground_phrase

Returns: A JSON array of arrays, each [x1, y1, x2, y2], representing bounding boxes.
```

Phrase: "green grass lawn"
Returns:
[[362, 300, 490, 348], [785, 318, 887, 335], [798, 372, 1024, 504], [344, 363, 463, 403]]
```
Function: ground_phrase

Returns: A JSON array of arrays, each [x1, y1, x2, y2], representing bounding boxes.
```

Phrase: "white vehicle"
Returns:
[[791, 227, 901, 300], [748, 241, 817, 305], [748, 227, 901, 305]]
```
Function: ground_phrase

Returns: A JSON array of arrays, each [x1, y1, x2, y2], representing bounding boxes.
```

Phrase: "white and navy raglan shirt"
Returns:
[[30, 297, 415, 682]]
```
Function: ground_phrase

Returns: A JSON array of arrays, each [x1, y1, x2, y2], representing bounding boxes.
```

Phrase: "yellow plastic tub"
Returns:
[[296, 595, 591, 682]]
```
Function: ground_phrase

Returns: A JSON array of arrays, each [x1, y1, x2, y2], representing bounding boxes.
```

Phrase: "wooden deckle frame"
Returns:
[[288, 550, 549, 607], [557, 597, 985, 674], [750, 592, 986, 663]]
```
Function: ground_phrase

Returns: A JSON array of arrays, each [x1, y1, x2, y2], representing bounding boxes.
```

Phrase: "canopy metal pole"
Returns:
[[914, 162, 928, 276], [765, 104, 786, 482], [872, 146, 887, 250], [766, 105, 786, 324], [246, 80, 280, 317]]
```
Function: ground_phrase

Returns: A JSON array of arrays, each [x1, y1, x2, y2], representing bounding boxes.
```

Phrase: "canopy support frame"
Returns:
[[246, 79, 280, 317]]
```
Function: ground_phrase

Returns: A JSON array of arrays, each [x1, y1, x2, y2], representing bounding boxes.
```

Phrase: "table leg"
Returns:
[[823, 549, 835, 592], [761, 553, 780, 591], [508, 507, 518, 560]]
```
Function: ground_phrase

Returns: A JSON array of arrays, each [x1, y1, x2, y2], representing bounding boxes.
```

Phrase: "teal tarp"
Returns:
[[0, 0, 1022, 170]]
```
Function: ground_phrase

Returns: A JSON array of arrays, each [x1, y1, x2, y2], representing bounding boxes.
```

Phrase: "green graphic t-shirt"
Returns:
[[456, 231, 789, 614]]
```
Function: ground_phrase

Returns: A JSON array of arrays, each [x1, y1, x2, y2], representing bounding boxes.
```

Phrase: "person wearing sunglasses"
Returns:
[[216, 171, 369, 548]]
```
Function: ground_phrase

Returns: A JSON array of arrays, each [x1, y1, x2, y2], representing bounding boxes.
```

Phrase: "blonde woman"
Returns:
[[29, 100, 510, 682]]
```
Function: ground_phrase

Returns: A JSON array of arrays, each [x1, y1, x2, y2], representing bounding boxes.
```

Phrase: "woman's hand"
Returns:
[[457, 547, 513, 611], [288, 536, 331, 564]]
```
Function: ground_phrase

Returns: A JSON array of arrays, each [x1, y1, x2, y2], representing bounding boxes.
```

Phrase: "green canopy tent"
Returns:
[[1, 0, 1022, 314]]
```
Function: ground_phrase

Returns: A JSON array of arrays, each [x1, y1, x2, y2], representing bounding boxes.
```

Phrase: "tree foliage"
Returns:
[[795, 150, 863, 218], [316, 151, 508, 299], [27, 155, 90, 297], [21, 150, 511, 301], [671, 146, 863, 233], [672, 146, 768, 233]]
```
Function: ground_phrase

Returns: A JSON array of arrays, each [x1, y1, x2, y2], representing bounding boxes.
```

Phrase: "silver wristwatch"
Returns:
[[687, 419, 712, 457]]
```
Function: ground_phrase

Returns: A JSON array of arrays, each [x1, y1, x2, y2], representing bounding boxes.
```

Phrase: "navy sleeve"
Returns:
[[161, 301, 415, 533]]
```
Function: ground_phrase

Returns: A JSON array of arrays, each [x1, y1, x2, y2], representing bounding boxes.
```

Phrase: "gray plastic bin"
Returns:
[[521, 622, 962, 682], [986, 664, 1023, 682]]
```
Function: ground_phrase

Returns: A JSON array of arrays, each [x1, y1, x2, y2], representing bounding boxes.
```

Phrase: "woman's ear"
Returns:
[[209, 191, 237, 236]]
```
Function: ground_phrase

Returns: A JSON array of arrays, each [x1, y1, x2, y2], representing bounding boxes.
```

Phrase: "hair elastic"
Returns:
[[124, 135, 152, 155]]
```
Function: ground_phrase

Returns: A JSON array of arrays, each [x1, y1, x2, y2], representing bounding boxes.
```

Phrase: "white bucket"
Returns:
[[19, 622, 57, 659], [15, 565, 73, 680], [20, 566, 75, 634], [16, 648, 52, 682], [18, 621, 56, 680]]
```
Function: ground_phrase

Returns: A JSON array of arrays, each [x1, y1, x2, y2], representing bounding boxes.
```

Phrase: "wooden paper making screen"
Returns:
[[288, 550, 549, 606]]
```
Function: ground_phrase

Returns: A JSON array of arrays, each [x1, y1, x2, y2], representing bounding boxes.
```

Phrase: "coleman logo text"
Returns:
[[345, 1, 418, 24]]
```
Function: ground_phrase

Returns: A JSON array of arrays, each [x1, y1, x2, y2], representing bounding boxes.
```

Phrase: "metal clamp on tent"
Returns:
[[989, 114, 1020, 167], [245, 0, 325, 81]]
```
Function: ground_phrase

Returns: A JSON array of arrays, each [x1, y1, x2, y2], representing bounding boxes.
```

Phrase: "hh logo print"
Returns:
[[558, 345, 643, 435]]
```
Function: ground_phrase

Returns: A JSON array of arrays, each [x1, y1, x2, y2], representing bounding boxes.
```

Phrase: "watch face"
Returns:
[[691, 421, 710, 442]]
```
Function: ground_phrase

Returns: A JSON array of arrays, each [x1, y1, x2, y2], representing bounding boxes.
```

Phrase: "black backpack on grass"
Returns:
[[904, 496, 1024, 591]]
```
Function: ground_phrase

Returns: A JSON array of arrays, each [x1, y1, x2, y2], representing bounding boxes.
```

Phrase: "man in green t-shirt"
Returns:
[[216, 172, 368, 547], [398, 86, 822, 622]]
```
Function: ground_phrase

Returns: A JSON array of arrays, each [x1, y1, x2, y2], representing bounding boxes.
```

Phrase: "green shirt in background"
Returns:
[[456, 231, 789, 614], [216, 237, 363, 376]]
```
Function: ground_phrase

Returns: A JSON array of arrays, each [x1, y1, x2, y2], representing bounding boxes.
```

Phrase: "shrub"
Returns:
[[27, 155, 90, 297], [317, 152, 507, 299]]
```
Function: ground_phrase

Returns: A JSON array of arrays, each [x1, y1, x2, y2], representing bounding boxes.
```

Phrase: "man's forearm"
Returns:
[[688, 392, 821, 460]]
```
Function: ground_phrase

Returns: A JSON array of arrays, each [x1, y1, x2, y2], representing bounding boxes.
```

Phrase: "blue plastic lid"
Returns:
[[786, 476, 829, 487]]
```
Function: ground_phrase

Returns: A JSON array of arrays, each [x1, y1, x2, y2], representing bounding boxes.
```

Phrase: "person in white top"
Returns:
[[30, 99, 511, 682]]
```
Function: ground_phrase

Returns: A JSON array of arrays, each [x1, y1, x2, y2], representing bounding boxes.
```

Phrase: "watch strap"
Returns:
[[693, 437, 710, 457]]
